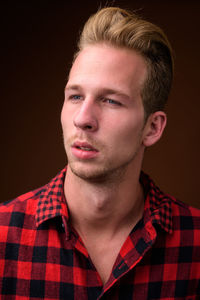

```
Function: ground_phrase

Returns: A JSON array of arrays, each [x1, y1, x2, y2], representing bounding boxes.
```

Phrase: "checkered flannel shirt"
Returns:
[[0, 167, 200, 299]]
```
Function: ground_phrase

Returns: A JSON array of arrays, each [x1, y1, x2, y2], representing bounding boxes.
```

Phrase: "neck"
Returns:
[[64, 164, 144, 239]]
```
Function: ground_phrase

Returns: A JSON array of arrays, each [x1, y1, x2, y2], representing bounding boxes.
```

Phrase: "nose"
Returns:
[[73, 98, 98, 132]]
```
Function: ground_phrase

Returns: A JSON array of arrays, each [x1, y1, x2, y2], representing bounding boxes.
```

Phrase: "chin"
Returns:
[[68, 159, 132, 184], [69, 162, 107, 181]]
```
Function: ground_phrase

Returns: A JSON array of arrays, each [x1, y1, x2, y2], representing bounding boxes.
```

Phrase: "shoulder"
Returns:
[[169, 196, 200, 231], [0, 167, 67, 228], [0, 185, 46, 227], [141, 171, 200, 231]]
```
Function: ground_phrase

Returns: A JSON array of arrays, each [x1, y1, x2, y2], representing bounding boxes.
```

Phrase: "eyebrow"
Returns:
[[65, 85, 82, 92], [65, 84, 130, 100]]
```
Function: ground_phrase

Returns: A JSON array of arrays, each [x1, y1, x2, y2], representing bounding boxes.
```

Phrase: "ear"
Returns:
[[142, 111, 167, 147]]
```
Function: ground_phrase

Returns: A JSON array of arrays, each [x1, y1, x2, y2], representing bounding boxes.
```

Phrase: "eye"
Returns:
[[103, 98, 121, 106], [69, 95, 82, 101]]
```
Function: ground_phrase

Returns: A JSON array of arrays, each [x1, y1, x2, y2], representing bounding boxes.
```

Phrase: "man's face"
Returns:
[[61, 44, 148, 181]]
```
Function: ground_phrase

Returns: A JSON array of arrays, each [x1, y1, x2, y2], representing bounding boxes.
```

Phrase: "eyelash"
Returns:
[[103, 98, 121, 106], [70, 95, 82, 100], [68, 95, 121, 106]]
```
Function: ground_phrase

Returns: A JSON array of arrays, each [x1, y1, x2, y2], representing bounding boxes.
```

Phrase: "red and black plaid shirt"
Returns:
[[0, 167, 200, 299]]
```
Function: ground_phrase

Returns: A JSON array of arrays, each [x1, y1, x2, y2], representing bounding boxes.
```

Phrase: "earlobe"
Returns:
[[142, 111, 167, 147]]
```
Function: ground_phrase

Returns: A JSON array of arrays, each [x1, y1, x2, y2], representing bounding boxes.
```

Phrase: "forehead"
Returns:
[[68, 44, 147, 94]]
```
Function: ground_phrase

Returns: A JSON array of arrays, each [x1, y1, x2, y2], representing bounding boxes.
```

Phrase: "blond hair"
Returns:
[[76, 7, 173, 119]]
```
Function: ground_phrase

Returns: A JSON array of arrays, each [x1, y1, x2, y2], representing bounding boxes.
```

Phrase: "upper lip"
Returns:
[[72, 141, 98, 151]]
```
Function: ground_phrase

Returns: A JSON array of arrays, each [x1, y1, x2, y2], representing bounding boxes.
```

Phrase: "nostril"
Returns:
[[85, 125, 92, 130]]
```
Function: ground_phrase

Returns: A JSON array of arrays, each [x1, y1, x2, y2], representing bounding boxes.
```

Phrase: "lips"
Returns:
[[71, 141, 99, 159], [76, 146, 93, 151], [73, 141, 98, 151]]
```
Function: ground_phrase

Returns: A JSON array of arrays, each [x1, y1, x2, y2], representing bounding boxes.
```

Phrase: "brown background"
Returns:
[[1, 0, 200, 208]]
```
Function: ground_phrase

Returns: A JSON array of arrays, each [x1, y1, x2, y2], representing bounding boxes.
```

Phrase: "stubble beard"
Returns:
[[67, 148, 141, 185], [63, 132, 143, 185]]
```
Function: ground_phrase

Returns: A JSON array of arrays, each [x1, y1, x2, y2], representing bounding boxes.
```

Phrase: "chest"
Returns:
[[1, 221, 199, 299], [84, 239, 125, 285]]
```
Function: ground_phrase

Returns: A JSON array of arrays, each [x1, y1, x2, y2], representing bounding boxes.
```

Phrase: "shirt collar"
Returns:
[[141, 172, 173, 234], [35, 167, 173, 234], [35, 167, 68, 227]]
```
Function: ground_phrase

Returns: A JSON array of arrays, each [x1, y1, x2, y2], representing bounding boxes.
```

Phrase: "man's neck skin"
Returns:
[[64, 164, 144, 239], [64, 162, 144, 284]]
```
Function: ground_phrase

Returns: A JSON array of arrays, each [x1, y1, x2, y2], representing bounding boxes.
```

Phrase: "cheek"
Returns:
[[114, 116, 143, 141], [61, 109, 70, 145], [60, 111, 64, 130], [112, 118, 144, 154], [61, 104, 71, 130], [60, 104, 66, 127]]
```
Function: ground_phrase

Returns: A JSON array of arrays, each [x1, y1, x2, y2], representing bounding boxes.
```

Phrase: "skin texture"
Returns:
[[61, 43, 167, 284]]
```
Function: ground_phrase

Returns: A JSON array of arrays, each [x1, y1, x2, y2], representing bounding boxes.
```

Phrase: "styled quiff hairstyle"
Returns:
[[76, 7, 173, 119]]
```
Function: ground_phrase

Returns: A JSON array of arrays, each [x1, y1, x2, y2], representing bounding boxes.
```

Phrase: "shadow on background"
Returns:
[[1, 0, 200, 208]]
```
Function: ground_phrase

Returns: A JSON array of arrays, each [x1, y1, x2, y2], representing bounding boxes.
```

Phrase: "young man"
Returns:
[[0, 7, 199, 299]]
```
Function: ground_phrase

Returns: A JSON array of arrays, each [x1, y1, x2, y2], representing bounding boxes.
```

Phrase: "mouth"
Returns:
[[72, 142, 98, 152], [71, 141, 99, 159], [76, 146, 93, 151]]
